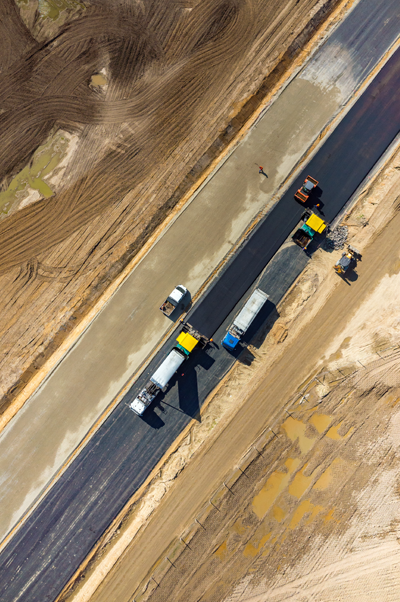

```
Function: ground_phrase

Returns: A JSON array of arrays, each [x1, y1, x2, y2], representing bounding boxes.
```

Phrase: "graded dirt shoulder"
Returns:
[[65, 145, 400, 602]]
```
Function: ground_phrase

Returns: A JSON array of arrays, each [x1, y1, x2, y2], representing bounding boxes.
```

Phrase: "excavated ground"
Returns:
[[0, 0, 343, 410], [75, 146, 400, 602]]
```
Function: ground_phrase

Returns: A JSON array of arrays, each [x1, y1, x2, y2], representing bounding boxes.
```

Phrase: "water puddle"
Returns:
[[243, 531, 271, 558], [313, 466, 333, 491], [326, 421, 354, 440], [288, 463, 313, 499], [214, 540, 228, 561], [91, 74, 107, 87], [289, 499, 324, 530], [252, 458, 300, 519], [310, 413, 333, 433], [323, 508, 337, 523], [314, 458, 346, 491], [231, 519, 247, 536], [273, 505, 286, 523], [282, 417, 317, 454]]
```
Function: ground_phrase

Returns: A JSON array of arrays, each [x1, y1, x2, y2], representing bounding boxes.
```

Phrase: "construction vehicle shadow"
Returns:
[[219, 300, 278, 362], [173, 351, 215, 421], [339, 268, 359, 285], [305, 228, 330, 256], [294, 187, 324, 212], [139, 406, 165, 429]]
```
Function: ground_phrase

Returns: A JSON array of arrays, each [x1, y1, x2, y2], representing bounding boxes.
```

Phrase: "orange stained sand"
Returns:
[[214, 540, 228, 561], [243, 533, 271, 558], [288, 464, 313, 498], [323, 508, 337, 523], [282, 417, 316, 454], [385, 394, 400, 407], [326, 421, 355, 440], [252, 458, 301, 519], [314, 457, 347, 491], [273, 505, 286, 523], [309, 413, 332, 433], [306, 504, 324, 525], [313, 465, 334, 490], [289, 499, 324, 530]]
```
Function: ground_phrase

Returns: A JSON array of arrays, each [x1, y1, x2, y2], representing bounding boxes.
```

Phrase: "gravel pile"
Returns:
[[325, 225, 348, 250]]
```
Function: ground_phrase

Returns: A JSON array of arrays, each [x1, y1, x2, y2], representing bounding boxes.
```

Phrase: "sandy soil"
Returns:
[[61, 141, 400, 601], [0, 0, 343, 410]]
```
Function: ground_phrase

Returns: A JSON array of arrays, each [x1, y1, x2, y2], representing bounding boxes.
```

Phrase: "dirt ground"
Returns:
[[0, 0, 343, 410], [61, 143, 400, 601]]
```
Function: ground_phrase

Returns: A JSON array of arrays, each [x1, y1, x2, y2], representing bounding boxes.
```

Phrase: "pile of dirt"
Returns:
[[324, 224, 348, 249], [0, 0, 343, 411]]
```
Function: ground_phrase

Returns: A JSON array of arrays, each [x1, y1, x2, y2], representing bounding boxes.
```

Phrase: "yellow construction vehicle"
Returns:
[[292, 209, 327, 250], [334, 245, 361, 275]]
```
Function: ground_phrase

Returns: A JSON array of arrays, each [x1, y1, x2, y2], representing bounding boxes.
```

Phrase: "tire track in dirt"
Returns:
[[0, 0, 37, 73], [0, 0, 257, 270]]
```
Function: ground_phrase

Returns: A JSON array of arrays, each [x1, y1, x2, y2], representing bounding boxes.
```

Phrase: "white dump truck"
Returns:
[[222, 288, 269, 351], [160, 285, 188, 316], [128, 328, 205, 416]]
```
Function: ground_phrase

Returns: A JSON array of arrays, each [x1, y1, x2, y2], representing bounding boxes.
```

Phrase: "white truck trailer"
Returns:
[[222, 288, 269, 351], [129, 348, 187, 415], [128, 328, 206, 416]]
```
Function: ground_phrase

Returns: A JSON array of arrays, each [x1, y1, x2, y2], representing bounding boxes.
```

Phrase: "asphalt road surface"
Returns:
[[1, 43, 400, 602]]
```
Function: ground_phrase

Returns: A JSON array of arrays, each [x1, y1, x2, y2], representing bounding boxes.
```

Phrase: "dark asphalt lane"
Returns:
[[188, 46, 400, 338], [1, 41, 400, 602]]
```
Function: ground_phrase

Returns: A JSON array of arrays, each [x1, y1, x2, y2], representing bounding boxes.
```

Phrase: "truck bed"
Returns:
[[292, 228, 312, 248], [151, 348, 186, 389], [232, 289, 269, 333], [160, 300, 175, 316]]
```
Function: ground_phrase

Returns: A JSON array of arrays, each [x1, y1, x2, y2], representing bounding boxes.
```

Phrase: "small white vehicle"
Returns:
[[160, 285, 188, 316]]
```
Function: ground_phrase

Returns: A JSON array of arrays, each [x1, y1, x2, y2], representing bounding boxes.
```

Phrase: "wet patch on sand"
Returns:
[[0, 130, 77, 217]]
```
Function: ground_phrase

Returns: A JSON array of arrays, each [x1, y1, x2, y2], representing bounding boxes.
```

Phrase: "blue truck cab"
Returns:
[[222, 331, 241, 351]]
